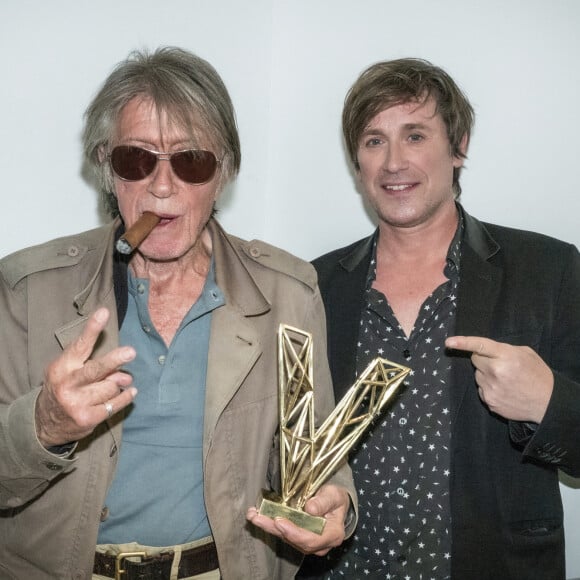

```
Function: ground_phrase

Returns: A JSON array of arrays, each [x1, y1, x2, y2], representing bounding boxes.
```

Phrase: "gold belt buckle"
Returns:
[[115, 551, 147, 580]]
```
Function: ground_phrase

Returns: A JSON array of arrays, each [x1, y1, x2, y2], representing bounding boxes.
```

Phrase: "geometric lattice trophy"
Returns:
[[258, 324, 411, 534]]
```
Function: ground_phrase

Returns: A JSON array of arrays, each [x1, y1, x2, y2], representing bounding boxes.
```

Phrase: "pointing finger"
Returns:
[[445, 336, 498, 358]]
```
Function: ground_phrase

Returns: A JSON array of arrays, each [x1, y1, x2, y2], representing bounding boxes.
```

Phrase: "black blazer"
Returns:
[[302, 209, 580, 580]]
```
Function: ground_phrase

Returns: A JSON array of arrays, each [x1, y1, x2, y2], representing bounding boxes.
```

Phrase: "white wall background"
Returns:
[[2, 1, 579, 575]]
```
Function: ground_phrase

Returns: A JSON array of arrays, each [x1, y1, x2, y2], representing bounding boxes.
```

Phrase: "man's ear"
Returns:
[[453, 133, 469, 168], [458, 133, 469, 157], [96, 144, 107, 164]]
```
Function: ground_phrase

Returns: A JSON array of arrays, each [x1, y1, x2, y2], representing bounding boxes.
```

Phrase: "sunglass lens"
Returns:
[[111, 146, 157, 181], [172, 150, 217, 184]]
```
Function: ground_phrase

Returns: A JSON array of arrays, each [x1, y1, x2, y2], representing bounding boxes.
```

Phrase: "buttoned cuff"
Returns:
[[509, 421, 538, 445], [8, 387, 77, 475]]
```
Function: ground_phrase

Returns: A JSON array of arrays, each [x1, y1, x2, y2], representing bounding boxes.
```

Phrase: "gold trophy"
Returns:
[[258, 324, 410, 534]]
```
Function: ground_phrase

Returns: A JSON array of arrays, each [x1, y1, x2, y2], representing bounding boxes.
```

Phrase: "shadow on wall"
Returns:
[[560, 472, 580, 490]]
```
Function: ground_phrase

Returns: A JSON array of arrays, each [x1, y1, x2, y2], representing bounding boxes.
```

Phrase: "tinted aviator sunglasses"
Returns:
[[108, 145, 219, 184]]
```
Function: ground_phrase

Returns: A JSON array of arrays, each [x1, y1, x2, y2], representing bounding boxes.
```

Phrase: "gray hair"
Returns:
[[83, 47, 241, 215]]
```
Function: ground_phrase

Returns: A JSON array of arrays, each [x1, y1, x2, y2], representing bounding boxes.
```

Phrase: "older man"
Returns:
[[0, 47, 355, 580]]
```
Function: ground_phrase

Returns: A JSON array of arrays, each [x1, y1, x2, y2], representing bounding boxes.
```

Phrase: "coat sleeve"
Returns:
[[514, 243, 580, 477], [0, 273, 76, 509]]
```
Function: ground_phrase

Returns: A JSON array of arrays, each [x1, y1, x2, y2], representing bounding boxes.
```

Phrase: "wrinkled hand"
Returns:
[[246, 484, 350, 556], [445, 335, 553, 423], [35, 308, 137, 447]]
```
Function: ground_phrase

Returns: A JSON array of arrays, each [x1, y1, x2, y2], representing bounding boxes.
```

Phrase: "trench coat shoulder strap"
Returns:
[[0, 222, 116, 289], [220, 230, 318, 291]]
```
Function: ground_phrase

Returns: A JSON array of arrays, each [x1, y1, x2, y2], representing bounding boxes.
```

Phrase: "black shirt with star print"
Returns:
[[327, 219, 462, 580]]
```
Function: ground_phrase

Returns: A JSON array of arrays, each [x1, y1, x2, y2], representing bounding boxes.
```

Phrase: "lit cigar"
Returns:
[[116, 212, 161, 255]]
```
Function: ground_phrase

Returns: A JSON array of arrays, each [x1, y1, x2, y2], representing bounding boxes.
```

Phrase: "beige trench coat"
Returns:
[[0, 219, 355, 580]]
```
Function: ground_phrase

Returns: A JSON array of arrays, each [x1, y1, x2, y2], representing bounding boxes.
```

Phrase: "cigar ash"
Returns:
[[116, 212, 161, 255]]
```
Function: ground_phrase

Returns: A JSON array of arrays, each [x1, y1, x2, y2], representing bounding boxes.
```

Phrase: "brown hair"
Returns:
[[343, 58, 475, 197]]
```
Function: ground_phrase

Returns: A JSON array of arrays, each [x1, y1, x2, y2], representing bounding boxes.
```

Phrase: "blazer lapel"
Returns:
[[455, 244, 501, 338], [451, 211, 502, 424], [320, 234, 374, 400]]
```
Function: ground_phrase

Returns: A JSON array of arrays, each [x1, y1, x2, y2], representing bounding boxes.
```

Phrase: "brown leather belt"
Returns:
[[93, 541, 219, 579]]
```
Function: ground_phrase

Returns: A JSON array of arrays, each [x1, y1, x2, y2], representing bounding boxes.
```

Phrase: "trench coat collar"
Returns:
[[203, 220, 271, 456], [55, 217, 272, 454], [54, 219, 120, 350], [207, 219, 271, 317], [62, 217, 271, 321]]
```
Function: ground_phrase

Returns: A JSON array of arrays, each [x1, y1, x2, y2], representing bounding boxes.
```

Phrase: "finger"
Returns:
[[63, 383, 138, 435], [304, 495, 329, 518], [65, 308, 111, 365], [99, 386, 138, 421], [47, 348, 135, 397], [272, 517, 340, 555], [78, 348, 136, 386], [270, 517, 323, 552], [102, 401, 114, 419], [445, 335, 498, 358], [312, 483, 350, 510], [246, 509, 320, 545], [83, 371, 135, 408], [304, 486, 347, 519], [246, 508, 285, 536], [246, 507, 339, 555], [45, 311, 113, 387]]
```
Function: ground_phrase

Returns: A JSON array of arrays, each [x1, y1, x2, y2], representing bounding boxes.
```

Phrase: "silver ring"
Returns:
[[103, 401, 114, 419]]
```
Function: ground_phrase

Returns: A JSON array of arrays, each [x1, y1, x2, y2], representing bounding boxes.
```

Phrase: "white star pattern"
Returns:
[[325, 231, 462, 580]]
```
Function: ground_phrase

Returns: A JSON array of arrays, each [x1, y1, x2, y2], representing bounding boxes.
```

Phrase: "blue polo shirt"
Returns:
[[98, 262, 225, 546]]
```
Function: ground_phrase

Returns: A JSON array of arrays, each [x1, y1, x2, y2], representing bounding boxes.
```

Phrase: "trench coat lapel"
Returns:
[[52, 218, 270, 450], [53, 220, 120, 353], [52, 221, 121, 435], [203, 221, 270, 455]]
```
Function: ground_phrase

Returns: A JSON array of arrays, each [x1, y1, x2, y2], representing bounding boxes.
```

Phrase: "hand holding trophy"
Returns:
[[258, 324, 410, 534]]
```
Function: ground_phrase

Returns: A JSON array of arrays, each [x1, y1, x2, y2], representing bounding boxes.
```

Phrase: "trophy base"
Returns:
[[258, 493, 326, 535]]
